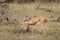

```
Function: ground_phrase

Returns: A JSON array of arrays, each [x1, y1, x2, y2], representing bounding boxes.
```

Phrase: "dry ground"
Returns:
[[0, 2, 60, 40]]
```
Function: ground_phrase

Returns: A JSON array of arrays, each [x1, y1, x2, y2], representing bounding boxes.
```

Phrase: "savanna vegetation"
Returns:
[[0, 0, 60, 40]]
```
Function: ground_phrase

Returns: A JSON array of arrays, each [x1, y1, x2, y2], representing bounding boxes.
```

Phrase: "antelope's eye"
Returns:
[[21, 24, 22, 25]]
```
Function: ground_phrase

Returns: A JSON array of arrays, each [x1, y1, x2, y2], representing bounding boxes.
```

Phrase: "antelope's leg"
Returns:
[[26, 25, 30, 32], [29, 25, 35, 34]]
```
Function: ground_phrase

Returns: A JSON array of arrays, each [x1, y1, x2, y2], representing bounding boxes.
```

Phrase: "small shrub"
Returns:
[[0, 3, 9, 9]]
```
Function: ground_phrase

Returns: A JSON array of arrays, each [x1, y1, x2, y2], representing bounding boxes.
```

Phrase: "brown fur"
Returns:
[[20, 16, 47, 34], [21, 16, 47, 25]]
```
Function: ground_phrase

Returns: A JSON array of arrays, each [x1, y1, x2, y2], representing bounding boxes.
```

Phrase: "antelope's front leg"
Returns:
[[29, 25, 35, 34]]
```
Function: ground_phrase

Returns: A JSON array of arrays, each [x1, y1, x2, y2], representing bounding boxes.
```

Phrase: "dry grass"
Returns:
[[0, 2, 60, 40]]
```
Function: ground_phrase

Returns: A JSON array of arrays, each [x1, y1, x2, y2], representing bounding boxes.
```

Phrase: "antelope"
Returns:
[[21, 16, 47, 25], [20, 16, 47, 34]]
